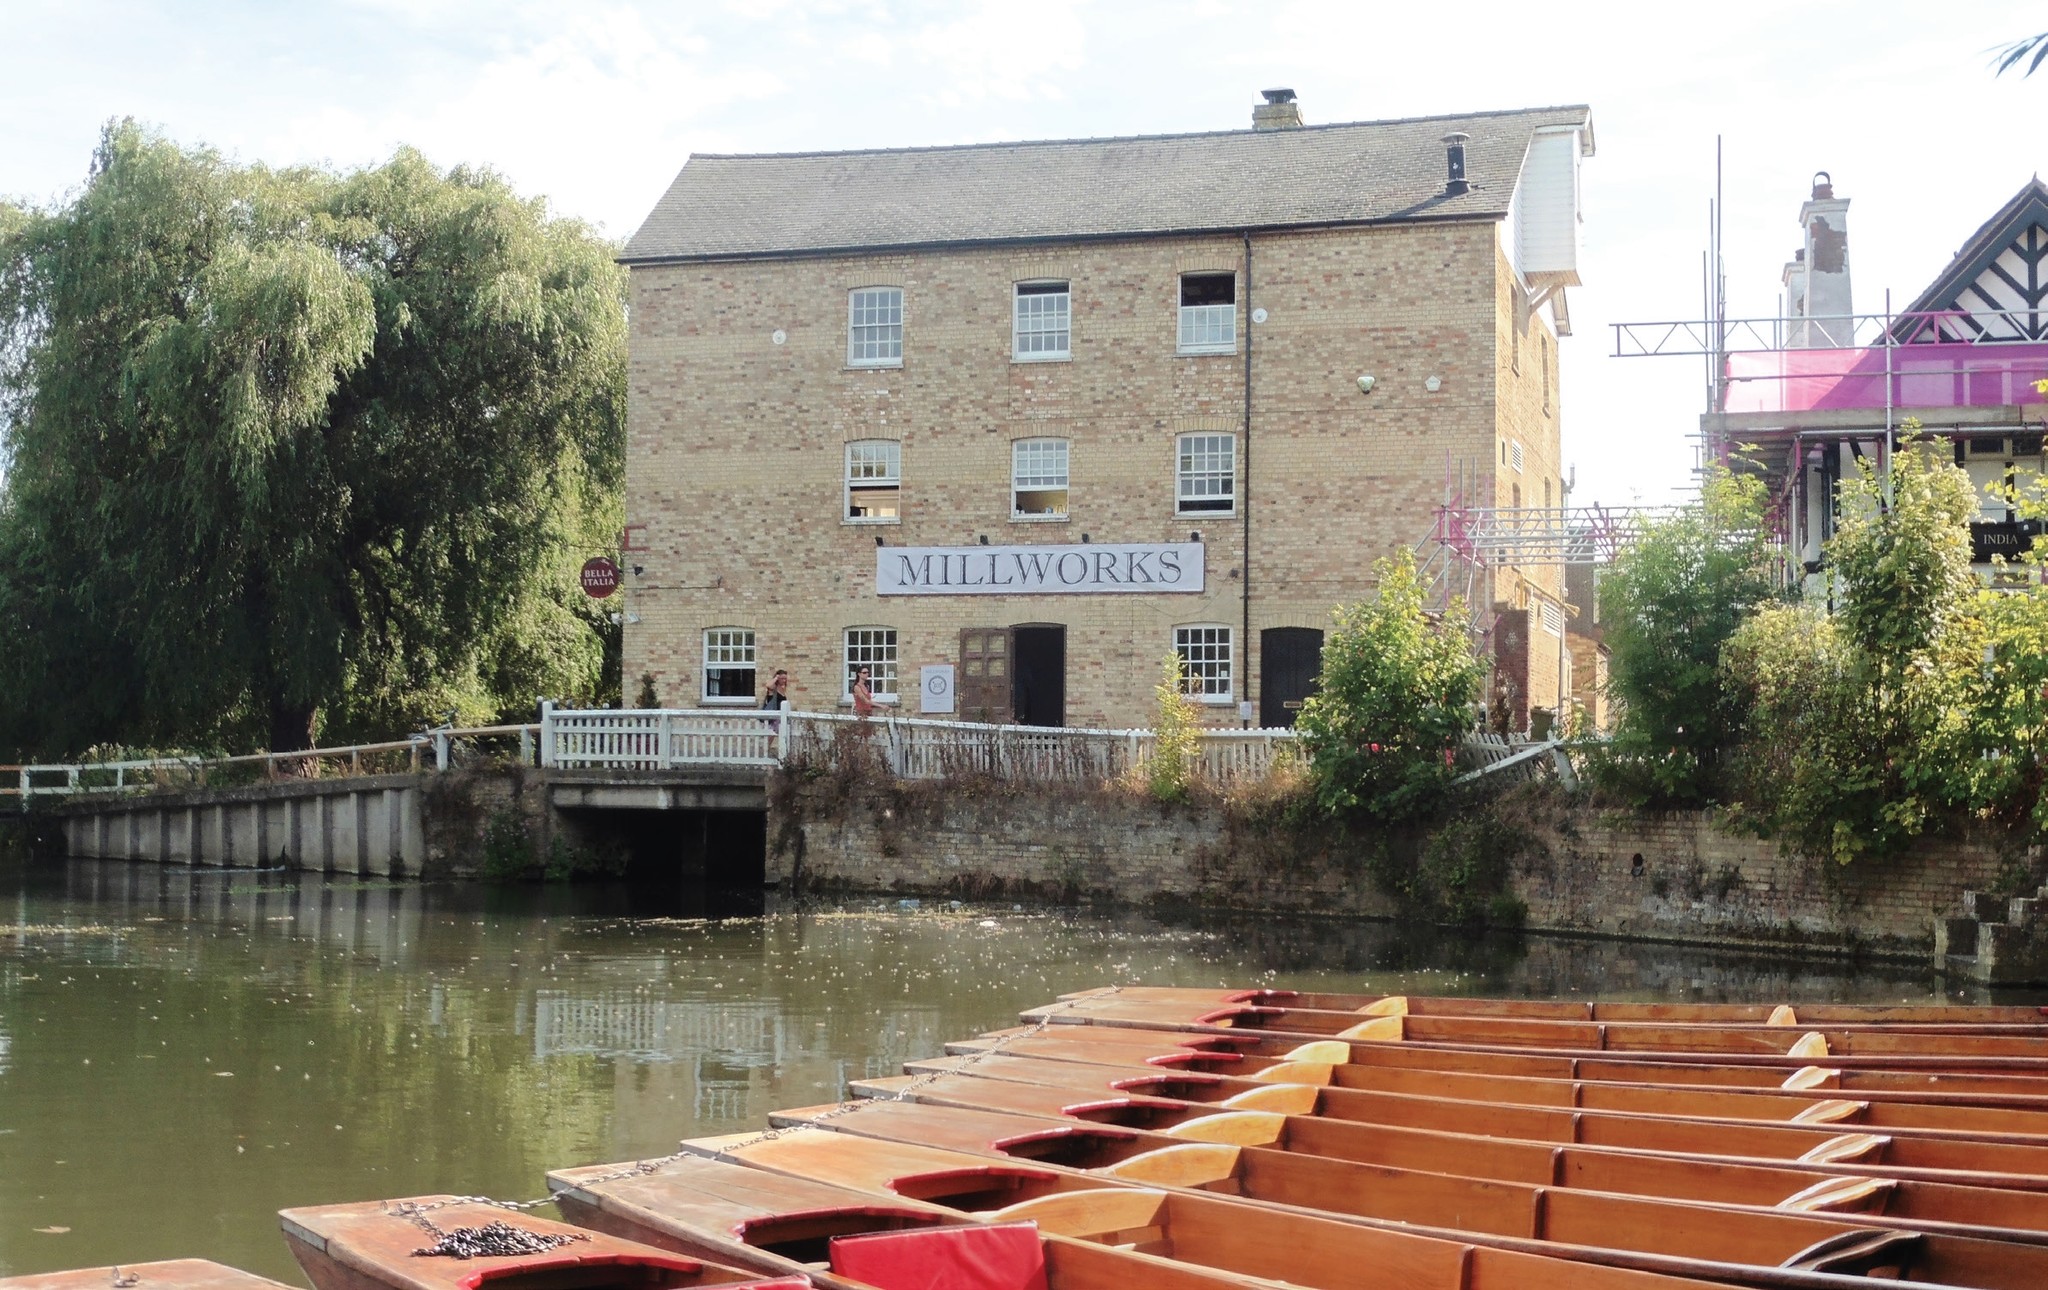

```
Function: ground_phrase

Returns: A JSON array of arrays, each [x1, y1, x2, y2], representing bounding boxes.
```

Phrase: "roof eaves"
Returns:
[[615, 209, 1511, 268]]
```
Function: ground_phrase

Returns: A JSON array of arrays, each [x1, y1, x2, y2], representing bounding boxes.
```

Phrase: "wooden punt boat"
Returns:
[[674, 1122, 1979, 1289], [277, 1197, 808, 1290], [767, 1094, 2048, 1239], [1056, 987, 2048, 1028], [947, 1034, 2048, 1144], [889, 1051, 2048, 1180], [0, 1263, 294, 1290], [546, 1151, 1277, 1290], [1028, 995, 2048, 1059], [964, 1022, 2048, 1096], [959, 1026, 2048, 1129]]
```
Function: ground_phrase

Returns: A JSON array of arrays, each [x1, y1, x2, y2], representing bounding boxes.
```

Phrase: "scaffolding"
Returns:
[[1413, 486, 1680, 618]]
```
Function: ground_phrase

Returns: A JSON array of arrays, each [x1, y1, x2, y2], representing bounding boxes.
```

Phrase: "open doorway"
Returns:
[[1011, 624, 1066, 727]]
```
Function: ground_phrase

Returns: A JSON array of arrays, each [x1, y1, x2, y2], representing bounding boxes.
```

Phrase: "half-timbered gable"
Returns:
[[1902, 178, 2048, 342]]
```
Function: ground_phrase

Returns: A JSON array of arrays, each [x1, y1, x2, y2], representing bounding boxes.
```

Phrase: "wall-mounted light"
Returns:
[[874, 535, 885, 547], [1356, 374, 1377, 394], [625, 613, 641, 625], [1189, 531, 1201, 543], [1424, 375, 1443, 393], [1081, 533, 1090, 544], [978, 534, 989, 545], [631, 565, 644, 576]]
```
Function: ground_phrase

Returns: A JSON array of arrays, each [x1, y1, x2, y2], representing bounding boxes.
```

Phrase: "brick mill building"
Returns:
[[618, 92, 1594, 729]]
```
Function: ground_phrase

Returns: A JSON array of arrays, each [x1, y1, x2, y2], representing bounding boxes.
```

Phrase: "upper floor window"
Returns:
[[843, 627, 899, 702], [1176, 433, 1235, 514], [1012, 438, 1069, 519], [847, 287, 903, 367], [1174, 625, 1234, 703], [1013, 281, 1070, 360], [1178, 273, 1236, 353], [846, 440, 901, 522], [702, 628, 756, 703]]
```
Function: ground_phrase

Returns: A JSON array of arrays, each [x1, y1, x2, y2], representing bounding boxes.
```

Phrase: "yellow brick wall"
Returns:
[[622, 220, 1563, 728]]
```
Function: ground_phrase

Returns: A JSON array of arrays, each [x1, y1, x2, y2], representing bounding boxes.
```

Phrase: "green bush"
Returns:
[[1146, 651, 1201, 803], [1592, 468, 1778, 806], [480, 810, 535, 881], [1296, 551, 1483, 822], [1722, 438, 1982, 862]]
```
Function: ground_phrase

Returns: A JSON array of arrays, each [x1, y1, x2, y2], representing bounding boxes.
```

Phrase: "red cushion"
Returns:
[[725, 1281, 811, 1288], [829, 1222, 1048, 1290]]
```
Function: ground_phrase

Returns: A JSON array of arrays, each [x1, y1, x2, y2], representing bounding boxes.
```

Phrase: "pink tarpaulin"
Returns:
[[1721, 342, 2048, 415]]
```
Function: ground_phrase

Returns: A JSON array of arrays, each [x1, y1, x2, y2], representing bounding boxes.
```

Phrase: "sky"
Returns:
[[4, 0, 2045, 509]]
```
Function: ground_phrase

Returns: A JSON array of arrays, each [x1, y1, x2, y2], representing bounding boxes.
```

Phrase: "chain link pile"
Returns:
[[410, 1221, 589, 1261]]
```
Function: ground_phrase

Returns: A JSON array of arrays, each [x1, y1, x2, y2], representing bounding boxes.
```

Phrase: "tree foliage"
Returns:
[[1145, 650, 1201, 803], [1995, 32, 2048, 78], [1591, 468, 1778, 806], [0, 121, 625, 755], [1722, 440, 1983, 862], [1296, 551, 1483, 821]]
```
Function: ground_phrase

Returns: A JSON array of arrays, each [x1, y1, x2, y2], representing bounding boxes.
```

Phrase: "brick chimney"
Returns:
[[1253, 88, 1303, 130]]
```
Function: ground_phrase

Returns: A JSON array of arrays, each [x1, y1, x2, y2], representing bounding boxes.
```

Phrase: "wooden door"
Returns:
[[1261, 627, 1323, 728], [958, 628, 1011, 724]]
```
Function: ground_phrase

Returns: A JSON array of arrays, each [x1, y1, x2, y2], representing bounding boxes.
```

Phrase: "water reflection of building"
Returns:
[[533, 994, 791, 1063], [531, 990, 949, 1127]]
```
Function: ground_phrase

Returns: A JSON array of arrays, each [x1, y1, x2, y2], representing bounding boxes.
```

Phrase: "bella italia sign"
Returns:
[[877, 542, 1204, 596]]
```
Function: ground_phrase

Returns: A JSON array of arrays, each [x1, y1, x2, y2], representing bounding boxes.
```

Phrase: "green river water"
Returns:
[[0, 855, 2020, 1282]]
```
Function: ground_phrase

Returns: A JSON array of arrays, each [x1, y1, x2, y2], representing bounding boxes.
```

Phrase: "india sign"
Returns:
[[876, 542, 1204, 596]]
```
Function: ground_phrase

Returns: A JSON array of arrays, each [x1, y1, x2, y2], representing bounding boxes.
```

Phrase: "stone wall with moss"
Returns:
[[769, 772, 2038, 956]]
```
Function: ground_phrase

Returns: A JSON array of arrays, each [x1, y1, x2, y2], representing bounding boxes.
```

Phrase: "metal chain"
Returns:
[[380, 983, 1126, 1219]]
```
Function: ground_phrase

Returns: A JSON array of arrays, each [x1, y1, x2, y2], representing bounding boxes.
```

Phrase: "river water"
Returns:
[[0, 855, 2025, 1282]]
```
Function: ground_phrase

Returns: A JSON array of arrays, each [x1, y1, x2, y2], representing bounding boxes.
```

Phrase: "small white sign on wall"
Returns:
[[920, 664, 956, 714]]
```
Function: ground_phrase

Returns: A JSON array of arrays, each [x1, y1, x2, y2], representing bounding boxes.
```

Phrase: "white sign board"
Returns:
[[877, 543, 1204, 596], [919, 664, 956, 714]]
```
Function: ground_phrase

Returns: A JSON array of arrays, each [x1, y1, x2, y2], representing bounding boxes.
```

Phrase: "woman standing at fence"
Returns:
[[851, 665, 877, 719]]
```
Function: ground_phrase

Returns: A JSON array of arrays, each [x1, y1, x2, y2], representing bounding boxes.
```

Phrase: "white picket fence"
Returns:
[[10, 706, 1560, 799], [539, 705, 1298, 784]]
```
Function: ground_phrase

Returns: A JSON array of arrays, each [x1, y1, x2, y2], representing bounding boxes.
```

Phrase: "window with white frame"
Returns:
[[1177, 273, 1236, 353], [1174, 625, 1233, 702], [843, 627, 898, 701], [847, 287, 903, 367], [846, 440, 901, 521], [1176, 433, 1235, 514], [1013, 281, 1070, 360], [702, 628, 757, 702], [1012, 438, 1069, 518]]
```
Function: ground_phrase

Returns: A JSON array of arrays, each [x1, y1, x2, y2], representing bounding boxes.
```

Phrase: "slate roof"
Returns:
[[623, 105, 1593, 264]]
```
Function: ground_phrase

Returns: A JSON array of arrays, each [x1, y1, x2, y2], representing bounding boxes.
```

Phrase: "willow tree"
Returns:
[[0, 120, 624, 754]]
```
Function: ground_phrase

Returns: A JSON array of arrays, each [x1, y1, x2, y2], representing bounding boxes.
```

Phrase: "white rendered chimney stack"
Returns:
[[1788, 172, 1852, 348]]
